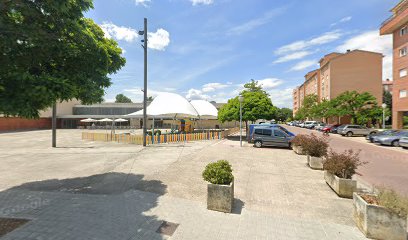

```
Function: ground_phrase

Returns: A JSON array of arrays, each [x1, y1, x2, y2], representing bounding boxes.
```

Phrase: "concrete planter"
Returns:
[[292, 145, 306, 155], [307, 155, 324, 170], [207, 181, 234, 213], [353, 193, 407, 240], [324, 171, 356, 198]]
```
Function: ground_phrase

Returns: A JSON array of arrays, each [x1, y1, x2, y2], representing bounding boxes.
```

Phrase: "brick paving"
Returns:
[[0, 130, 371, 239]]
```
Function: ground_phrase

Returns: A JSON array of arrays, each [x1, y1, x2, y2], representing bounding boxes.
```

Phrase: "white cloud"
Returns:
[[190, 0, 213, 5], [256, 78, 283, 89], [289, 60, 317, 71], [186, 89, 210, 100], [275, 30, 343, 55], [330, 16, 352, 27], [100, 22, 139, 42], [147, 28, 170, 51], [268, 87, 294, 108], [135, 0, 151, 7], [202, 83, 229, 92], [227, 7, 286, 35], [273, 51, 313, 64], [336, 30, 393, 79]]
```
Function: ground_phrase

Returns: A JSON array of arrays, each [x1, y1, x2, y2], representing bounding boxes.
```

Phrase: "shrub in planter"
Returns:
[[323, 149, 366, 198], [302, 134, 329, 170], [353, 189, 408, 240], [289, 134, 309, 155], [202, 160, 234, 213]]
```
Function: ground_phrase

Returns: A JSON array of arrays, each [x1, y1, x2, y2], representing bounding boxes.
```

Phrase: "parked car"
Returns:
[[322, 124, 341, 133], [298, 122, 305, 128], [333, 124, 346, 134], [314, 122, 327, 131], [399, 137, 408, 149], [376, 131, 408, 147], [338, 125, 377, 137], [303, 121, 317, 129], [366, 130, 399, 143], [252, 127, 295, 148], [247, 124, 294, 142]]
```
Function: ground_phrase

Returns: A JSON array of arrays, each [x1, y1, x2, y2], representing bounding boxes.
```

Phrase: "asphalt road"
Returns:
[[284, 125, 408, 195]]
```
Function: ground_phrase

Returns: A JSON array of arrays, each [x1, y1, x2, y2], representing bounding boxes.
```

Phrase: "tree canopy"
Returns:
[[115, 94, 132, 103], [218, 80, 276, 125], [0, 0, 126, 118]]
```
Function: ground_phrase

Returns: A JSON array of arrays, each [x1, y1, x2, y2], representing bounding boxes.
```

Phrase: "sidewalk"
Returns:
[[0, 130, 368, 239]]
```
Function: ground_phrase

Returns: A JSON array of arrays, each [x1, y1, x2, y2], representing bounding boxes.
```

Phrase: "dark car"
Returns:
[[252, 127, 295, 148]]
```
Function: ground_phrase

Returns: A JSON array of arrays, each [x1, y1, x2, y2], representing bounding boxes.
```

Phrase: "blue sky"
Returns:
[[86, 0, 399, 108]]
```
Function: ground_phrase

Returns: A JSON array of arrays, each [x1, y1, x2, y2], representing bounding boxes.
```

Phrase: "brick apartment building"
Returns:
[[380, 0, 408, 129], [383, 79, 394, 93], [293, 50, 383, 123]]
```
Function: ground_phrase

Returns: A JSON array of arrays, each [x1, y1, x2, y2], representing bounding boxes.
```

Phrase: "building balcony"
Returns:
[[380, 1, 408, 35]]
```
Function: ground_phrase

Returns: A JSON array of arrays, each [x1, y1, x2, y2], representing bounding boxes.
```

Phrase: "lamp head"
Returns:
[[238, 95, 244, 103], [382, 103, 387, 109]]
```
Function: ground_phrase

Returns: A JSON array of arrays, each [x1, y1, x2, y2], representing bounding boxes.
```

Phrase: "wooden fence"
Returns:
[[82, 128, 239, 145]]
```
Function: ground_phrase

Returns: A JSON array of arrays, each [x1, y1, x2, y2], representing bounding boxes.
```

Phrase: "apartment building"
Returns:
[[292, 50, 383, 123], [380, 0, 408, 129], [383, 79, 394, 93]]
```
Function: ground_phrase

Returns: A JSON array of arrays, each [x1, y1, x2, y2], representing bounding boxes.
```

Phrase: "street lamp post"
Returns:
[[382, 103, 387, 129], [139, 18, 148, 146], [239, 95, 244, 147]]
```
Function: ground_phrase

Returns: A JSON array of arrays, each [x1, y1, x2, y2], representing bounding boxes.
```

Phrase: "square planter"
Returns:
[[293, 145, 306, 155], [207, 181, 234, 213], [324, 171, 356, 198], [353, 193, 407, 240], [307, 155, 324, 170]]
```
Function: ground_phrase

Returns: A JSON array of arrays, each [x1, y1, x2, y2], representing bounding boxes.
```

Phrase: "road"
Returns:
[[285, 125, 408, 195]]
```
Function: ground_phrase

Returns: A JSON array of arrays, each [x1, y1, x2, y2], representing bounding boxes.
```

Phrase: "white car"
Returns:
[[303, 121, 317, 128]]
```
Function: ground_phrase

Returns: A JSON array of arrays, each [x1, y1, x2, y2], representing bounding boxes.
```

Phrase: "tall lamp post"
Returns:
[[239, 95, 244, 147], [139, 18, 148, 146], [382, 103, 387, 129]]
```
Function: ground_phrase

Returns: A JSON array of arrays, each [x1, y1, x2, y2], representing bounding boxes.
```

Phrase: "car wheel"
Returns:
[[392, 140, 399, 147], [346, 131, 353, 137], [254, 140, 262, 148]]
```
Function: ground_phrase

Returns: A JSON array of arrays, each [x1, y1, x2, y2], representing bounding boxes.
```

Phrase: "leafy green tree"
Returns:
[[218, 80, 276, 129], [383, 91, 392, 124], [295, 94, 318, 120], [335, 91, 378, 124], [115, 94, 132, 103], [275, 108, 293, 122], [0, 0, 126, 118]]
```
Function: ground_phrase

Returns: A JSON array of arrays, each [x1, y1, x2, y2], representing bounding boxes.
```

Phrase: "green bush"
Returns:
[[302, 133, 329, 157], [378, 188, 408, 217], [202, 160, 233, 185]]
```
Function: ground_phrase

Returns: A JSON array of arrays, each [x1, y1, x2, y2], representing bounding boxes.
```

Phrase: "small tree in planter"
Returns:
[[302, 134, 329, 170], [202, 160, 234, 213], [354, 188, 408, 240], [289, 134, 309, 155], [323, 149, 365, 198]]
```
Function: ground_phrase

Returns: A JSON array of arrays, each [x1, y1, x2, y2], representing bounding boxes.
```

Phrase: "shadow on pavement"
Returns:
[[232, 198, 245, 215], [1, 173, 170, 239]]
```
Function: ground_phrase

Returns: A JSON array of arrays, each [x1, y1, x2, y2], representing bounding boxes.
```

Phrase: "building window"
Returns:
[[401, 26, 408, 36], [400, 90, 407, 98], [400, 47, 407, 57], [400, 69, 407, 78]]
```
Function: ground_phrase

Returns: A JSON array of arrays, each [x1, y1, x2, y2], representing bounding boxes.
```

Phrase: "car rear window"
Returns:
[[254, 129, 263, 135]]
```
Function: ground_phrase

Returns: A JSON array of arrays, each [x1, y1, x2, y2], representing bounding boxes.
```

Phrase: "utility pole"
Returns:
[[142, 18, 148, 146], [52, 103, 57, 147]]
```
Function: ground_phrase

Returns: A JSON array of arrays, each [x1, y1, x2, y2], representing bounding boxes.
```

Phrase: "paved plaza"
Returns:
[[0, 130, 372, 239]]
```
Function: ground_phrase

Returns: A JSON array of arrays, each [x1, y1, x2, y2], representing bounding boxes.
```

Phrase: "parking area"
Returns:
[[0, 129, 368, 239], [284, 125, 408, 195]]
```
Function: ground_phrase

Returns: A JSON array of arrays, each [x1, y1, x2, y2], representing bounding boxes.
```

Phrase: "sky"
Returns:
[[86, 0, 399, 108]]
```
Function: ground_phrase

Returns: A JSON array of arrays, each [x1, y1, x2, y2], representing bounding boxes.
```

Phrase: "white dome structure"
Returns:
[[127, 92, 199, 118], [190, 100, 218, 120]]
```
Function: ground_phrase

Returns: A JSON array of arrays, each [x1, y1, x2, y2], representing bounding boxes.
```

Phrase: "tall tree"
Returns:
[[115, 94, 132, 103], [218, 80, 276, 129], [275, 108, 293, 122], [0, 0, 126, 118], [335, 91, 378, 124]]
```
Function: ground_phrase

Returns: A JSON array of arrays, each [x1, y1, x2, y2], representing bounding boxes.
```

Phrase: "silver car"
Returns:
[[339, 125, 377, 137], [399, 137, 408, 149], [252, 127, 294, 148], [376, 131, 408, 147]]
